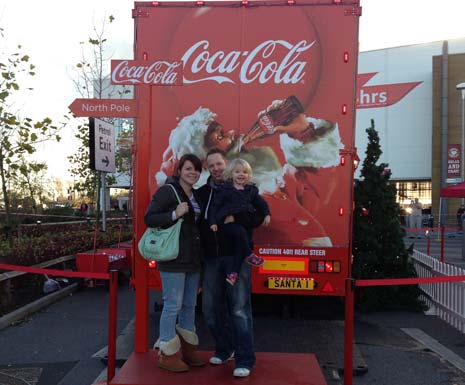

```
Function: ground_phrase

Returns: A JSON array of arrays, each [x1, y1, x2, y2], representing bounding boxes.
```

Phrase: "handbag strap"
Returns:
[[166, 184, 182, 204]]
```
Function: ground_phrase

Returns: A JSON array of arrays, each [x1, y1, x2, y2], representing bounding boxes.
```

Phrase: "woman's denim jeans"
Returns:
[[202, 258, 255, 369], [159, 271, 200, 342]]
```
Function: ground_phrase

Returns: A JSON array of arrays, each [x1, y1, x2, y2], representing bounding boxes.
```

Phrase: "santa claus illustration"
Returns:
[[155, 96, 344, 247]]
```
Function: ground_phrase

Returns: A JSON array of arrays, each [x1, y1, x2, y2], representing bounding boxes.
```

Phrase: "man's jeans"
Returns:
[[159, 271, 200, 342], [202, 257, 255, 369]]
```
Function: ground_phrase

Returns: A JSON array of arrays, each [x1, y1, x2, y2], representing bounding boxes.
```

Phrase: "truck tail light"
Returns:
[[196, 0, 205, 5], [340, 156, 346, 166], [143, 52, 148, 60], [241, 0, 249, 5], [148, 261, 156, 269], [287, 0, 296, 5], [343, 52, 349, 62], [341, 104, 347, 114], [310, 260, 341, 273], [339, 207, 344, 216]]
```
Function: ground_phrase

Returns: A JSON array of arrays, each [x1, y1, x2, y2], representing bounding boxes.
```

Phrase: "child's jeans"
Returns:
[[222, 223, 252, 274]]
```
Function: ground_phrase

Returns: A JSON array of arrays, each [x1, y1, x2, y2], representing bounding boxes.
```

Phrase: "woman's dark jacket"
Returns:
[[143, 179, 202, 273]]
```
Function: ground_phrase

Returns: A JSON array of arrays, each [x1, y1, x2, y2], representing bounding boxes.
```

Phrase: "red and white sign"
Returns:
[[356, 72, 422, 109], [69, 99, 138, 118], [110, 60, 183, 86], [447, 144, 462, 182]]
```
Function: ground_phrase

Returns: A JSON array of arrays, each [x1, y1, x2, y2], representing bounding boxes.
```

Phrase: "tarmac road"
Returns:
[[2, 283, 465, 385], [404, 229, 465, 268]]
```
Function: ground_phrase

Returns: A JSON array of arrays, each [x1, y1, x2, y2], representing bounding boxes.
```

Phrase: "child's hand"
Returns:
[[224, 215, 235, 224], [210, 224, 218, 232], [262, 215, 271, 226]]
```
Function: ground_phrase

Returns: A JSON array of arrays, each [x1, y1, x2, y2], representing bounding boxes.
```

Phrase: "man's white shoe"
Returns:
[[209, 352, 234, 365], [233, 368, 251, 377]]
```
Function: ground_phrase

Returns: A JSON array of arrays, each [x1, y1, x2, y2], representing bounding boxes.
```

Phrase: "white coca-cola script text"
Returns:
[[111, 60, 182, 85], [181, 40, 315, 85]]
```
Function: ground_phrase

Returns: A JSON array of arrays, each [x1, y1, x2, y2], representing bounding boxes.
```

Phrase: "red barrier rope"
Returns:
[[0, 263, 109, 280], [107, 270, 118, 382], [356, 275, 465, 287]]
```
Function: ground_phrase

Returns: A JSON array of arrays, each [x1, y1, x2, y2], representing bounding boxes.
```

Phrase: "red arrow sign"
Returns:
[[68, 99, 138, 118]]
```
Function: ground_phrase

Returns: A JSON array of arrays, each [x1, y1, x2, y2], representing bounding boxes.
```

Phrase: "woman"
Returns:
[[144, 153, 205, 372]]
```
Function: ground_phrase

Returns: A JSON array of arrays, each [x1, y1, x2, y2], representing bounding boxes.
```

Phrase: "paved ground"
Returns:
[[3, 283, 465, 385], [2, 232, 465, 385]]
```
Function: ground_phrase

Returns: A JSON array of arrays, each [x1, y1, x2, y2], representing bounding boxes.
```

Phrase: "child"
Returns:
[[209, 158, 271, 285]]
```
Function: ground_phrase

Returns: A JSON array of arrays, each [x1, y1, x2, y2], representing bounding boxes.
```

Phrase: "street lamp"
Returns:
[[456, 82, 465, 187], [457, 83, 465, 257]]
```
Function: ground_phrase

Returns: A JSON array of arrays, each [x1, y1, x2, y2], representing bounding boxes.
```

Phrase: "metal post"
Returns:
[[441, 227, 445, 263], [426, 231, 431, 256], [344, 278, 355, 385], [462, 216, 465, 259], [107, 270, 118, 383], [461, 88, 465, 255], [101, 172, 107, 232], [462, 89, 465, 204]]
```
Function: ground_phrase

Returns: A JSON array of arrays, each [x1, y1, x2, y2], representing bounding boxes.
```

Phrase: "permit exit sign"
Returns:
[[89, 118, 116, 173]]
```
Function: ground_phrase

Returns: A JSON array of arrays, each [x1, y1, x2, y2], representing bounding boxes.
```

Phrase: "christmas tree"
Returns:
[[353, 119, 424, 311]]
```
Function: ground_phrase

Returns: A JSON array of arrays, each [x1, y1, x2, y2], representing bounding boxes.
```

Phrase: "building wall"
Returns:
[[357, 38, 465, 220], [432, 52, 465, 221]]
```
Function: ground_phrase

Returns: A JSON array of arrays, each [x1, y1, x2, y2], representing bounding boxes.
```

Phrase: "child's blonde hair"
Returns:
[[223, 158, 253, 182]]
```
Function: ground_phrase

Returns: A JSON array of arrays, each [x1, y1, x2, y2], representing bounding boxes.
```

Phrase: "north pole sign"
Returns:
[[89, 118, 116, 173], [69, 99, 138, 118]]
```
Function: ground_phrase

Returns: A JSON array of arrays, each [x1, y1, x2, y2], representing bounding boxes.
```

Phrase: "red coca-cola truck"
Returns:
[[126, 0, 361, 298]]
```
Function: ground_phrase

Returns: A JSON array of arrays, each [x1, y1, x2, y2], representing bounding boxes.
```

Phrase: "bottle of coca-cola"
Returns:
[[243, 95, 304, 144]]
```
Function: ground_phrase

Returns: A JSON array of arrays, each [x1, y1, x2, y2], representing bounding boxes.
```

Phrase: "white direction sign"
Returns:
[[89, 118, 116, 173]]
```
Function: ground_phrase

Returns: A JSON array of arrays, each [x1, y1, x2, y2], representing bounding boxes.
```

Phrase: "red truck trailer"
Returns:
[[126, 0, 361, 299]]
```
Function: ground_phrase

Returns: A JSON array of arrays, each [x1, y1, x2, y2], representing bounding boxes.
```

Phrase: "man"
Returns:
[[457, 205, 465, 230], [197, 148, 256, 378], [410, 198, 423, 238]]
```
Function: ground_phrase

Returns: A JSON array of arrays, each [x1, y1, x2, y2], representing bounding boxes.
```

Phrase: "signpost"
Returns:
[[68, 58, 182, 236], [89, 118, 116, 233]]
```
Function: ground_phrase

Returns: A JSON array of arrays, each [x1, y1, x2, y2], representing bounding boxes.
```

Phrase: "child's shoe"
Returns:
[[246, 253, 265, 267], [226, 272, 238, 286]]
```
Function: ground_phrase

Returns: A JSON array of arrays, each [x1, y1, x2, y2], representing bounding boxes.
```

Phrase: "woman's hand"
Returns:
[[175, 202, 189, 218], [262, 215, 271, 226], [210, 224, 218, 232]]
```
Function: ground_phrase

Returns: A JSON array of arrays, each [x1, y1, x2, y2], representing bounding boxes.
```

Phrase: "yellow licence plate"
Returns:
[[268, 277, 315, 290]]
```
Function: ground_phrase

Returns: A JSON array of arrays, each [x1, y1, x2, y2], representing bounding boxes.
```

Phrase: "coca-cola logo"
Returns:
[[259, 115, 275, 133], [181, 40, 315, 85], [110, 60, 183, 86]]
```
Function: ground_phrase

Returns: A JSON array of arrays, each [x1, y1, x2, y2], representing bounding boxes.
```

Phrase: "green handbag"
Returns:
[[138, 184, 183, 262]]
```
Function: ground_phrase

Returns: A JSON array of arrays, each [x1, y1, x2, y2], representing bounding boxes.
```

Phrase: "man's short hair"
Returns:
[[206, 147, 227, 160]]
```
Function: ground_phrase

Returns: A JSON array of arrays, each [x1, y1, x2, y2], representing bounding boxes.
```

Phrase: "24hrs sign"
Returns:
[[89, 118, 116, 173]]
